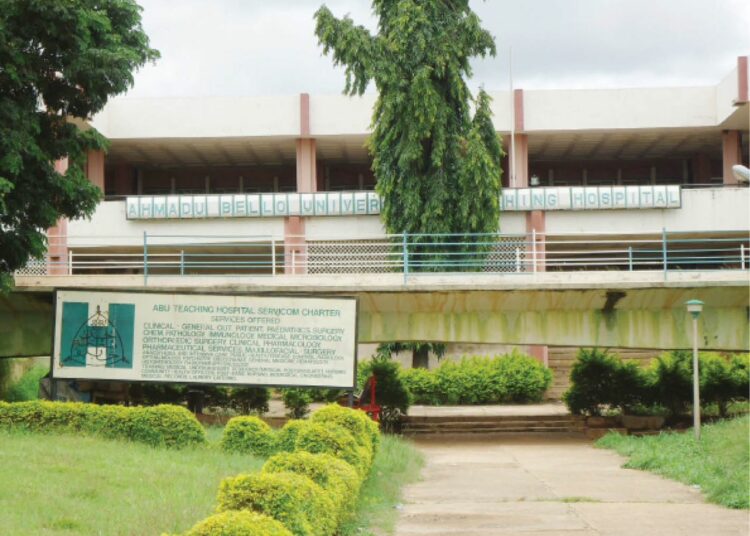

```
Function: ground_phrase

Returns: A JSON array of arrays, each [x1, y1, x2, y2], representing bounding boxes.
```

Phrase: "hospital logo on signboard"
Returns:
[[59, 302, 135, 369]]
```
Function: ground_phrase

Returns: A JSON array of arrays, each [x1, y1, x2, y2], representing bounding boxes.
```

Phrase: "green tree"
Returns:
[[376, 341, 446, 369], [315, 1, 503, 271], [0, 0, 159, 290]]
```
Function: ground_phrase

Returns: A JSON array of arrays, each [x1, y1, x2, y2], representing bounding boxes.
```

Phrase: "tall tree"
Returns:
[[0, 0, 159, 290], [315, 0, 503, 270]]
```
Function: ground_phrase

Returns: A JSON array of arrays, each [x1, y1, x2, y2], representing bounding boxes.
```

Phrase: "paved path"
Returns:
[[395, 436, 749, 536]]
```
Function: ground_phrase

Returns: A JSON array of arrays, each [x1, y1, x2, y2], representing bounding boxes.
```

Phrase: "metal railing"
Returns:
[[21, 229, 749, 282]]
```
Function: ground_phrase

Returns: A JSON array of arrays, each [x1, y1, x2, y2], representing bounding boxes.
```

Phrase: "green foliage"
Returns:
[[597, 415, 750, 509], [565, 350, 749, 418], [295, 422, 371, 478], [216, 471, 336, 536], [263, 451, 361, 522], [229, 387, 270, 415], [563, 349, 649, 416], [357, 358, 410, 432], [182, 511, 292, 536], [375, 342, 446, 368], [280, 388, 313, 419], [5, 365, 49, 402], [220, 416, 276, 457], [648, 351, 693, 418], [275, 419, 310, 453], [0, 0, 159, 290], [400, 352, 553, 405], [0, 401, 206, 448], [0, 359, 11, 398], [314, 2, 502, 268], [310, 403, 380, 454]]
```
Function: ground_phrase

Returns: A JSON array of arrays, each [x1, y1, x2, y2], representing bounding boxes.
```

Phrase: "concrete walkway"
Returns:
[[395, 436, 749, 536]]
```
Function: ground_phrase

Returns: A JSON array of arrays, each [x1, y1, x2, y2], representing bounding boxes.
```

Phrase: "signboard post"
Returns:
[[52, 290, 358, 390]]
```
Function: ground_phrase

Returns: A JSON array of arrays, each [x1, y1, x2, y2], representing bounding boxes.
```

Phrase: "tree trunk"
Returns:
[[412, 346, 429, 369]]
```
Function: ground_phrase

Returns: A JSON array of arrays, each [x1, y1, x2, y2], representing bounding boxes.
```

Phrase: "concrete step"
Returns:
[[403, 427, 585, 436], [404, 415, 580, 425]]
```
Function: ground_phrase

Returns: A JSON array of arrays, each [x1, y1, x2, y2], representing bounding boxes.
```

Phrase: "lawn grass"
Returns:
[[597, 414, 749, 509], [0, 429, 262, 535], [0, 426, 423, 535], [340, 435, 424, 536]]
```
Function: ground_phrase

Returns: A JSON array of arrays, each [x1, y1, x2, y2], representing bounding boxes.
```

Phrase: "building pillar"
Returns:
[[511, 89, 529, 188], [47, 158, 69, 275], [526, 345, 549, 367], [86, 149, 105, 192], [285, 93, 316, 273], [526, 208, 545, 273], [722, 130, 742, 185]]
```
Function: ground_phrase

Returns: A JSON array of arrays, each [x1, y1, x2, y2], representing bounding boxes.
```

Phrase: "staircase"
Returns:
[[402, 414, 585, 436]]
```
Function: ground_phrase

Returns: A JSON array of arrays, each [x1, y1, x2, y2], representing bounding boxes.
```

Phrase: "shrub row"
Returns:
[[564, 349, 750, 417], [400, 351, 553, 405], [0, 400, 206, 448], [182, 404, 380, 536]]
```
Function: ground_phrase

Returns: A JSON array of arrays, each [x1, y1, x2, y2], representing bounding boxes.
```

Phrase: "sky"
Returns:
[[126, 0, 750, 98]]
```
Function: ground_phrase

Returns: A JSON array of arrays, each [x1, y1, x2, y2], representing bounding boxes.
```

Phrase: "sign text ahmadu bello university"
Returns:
[[126, 185, 681, 219]]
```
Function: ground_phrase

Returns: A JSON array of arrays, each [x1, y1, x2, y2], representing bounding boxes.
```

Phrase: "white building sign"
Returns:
[[52, 290, 358, 389], [126, 185, 681, 219]]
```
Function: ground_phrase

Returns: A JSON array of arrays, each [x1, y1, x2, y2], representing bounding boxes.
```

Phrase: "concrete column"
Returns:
[[525, 209, 545, 273], [284, 216, 306, 275], [286, 93, 316, 273], [86, 149, 105, 192], [511, 89, 529, 188], [47, 158, 69, 275], [722, 130, 742, 185], [526, 344, 549, 367]]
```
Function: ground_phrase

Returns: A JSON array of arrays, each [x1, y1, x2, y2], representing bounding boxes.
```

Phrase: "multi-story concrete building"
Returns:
[[15, 56, 749, 395]]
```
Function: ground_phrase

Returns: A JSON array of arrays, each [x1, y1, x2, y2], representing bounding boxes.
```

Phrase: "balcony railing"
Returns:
[[16, 229, 749, 283]]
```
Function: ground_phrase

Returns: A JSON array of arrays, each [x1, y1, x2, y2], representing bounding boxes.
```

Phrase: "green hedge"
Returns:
[[564, 349, 750, 417], [203, 404, 380, 536], [0, 401, 206, 448], [400, 351, 553, 405], [220, 416, 276, 457], [181, 511, 292, 536]]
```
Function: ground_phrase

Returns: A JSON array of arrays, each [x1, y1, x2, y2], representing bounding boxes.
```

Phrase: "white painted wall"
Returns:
[[67, 201, 286, 247], [90, 96, 299, 139], [716, 66, 740, 124], [545, 187, 750, 234], [524, 87, 717, 132], [309, 94, 376, 135]]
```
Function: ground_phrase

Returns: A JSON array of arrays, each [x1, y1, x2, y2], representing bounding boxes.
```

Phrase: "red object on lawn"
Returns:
[[354, 375, 381, 422]]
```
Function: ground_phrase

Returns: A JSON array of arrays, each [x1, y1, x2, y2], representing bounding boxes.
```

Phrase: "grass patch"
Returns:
[[597, 414, 749, 509], [340, 435, 424, 536], [0, 429, 262, 535], [5, 364, 48, 401]]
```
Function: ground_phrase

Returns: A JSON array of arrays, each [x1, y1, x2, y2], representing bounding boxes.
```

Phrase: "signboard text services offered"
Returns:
[[52, 290, 358, 389]]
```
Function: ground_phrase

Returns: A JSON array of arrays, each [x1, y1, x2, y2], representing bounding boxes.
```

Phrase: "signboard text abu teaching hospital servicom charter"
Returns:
[[52, 290, 358, 389]]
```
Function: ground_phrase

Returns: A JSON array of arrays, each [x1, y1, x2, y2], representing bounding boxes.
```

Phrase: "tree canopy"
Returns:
[[315, 0, 503, 268], [0, 0, 158, 289]]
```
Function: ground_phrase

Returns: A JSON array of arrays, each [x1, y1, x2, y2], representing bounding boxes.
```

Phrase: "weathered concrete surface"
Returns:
[[395, 437, 749, 536], [4, 270, 748, 356]]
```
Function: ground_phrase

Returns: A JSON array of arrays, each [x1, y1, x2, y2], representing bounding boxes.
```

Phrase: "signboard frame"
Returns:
[[50, 288, 359, 391]]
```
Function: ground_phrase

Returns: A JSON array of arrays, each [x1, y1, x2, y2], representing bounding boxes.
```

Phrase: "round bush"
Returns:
[[126, 405, 207, 448], [182, 510, 292, 536], [275, 419, 310, 453], [221, 416, 276, 456], [294, 422, 370, 477], [311, 404, 379, 454], [263, 451, 361, 520], [216, 471, 336, 536]]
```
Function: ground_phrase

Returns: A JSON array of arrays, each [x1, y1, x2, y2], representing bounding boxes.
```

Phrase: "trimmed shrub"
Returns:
[[564, 348, 636, 416], [220, 416, 275, 457], [5, 364, 48, 401], [294, 422, 370, 477], [216, 471, 336, 536], [275, 419, 310, 453], [0, 401, 206, 448], [398, 352, 553, 406], [229, 387, 271, 415], [400, 367, 439, 404], [280, 388, 313, 419], [357, 358, 410, 433], [263, 451, 360, 520], [648, 351, 693, 418], [730, 353, 749, 401], [311, 403, 379, 455], [181, 510, 292, 536]]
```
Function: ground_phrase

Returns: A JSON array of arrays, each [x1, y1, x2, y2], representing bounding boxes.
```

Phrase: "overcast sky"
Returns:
[[126, 0, 750, 98]]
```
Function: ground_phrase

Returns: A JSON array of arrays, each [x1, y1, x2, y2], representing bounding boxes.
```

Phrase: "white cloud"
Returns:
[[125, 0, 750, 98]]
